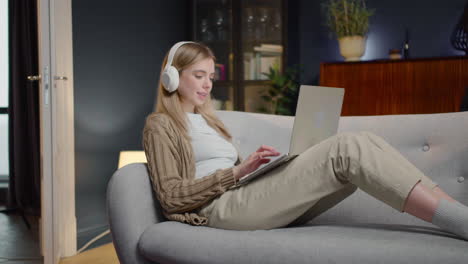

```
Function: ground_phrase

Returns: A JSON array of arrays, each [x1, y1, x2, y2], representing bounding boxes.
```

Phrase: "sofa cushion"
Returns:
[[138, 221, 468, 264]]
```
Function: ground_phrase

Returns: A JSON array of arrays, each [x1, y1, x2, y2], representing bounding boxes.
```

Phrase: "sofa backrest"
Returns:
[[107, 163, 163, 264], [216, 110, 468, 226]]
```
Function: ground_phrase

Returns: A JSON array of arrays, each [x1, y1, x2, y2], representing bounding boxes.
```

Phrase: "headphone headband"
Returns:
[[165, 41, 195, 70]]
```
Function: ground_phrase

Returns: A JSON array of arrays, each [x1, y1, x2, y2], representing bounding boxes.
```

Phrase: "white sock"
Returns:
[[432, 199, 468, 240]]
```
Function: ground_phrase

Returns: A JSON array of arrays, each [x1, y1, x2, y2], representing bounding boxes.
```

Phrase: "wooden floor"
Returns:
[[60, 243, 119, 264]]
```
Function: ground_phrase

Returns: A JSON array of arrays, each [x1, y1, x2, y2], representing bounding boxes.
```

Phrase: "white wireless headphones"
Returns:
[[161, 41, 195, 93]]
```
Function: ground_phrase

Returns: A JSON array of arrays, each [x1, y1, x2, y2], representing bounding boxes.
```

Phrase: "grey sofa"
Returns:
[[107, 110, 468, 264]]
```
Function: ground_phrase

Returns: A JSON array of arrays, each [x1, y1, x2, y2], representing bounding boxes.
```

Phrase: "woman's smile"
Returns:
[[197, 91, 208, 99]]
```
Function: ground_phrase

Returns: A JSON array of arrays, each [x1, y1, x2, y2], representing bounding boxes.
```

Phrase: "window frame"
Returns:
[[0, 0, 9, 183], [0, 110, 8, 183]]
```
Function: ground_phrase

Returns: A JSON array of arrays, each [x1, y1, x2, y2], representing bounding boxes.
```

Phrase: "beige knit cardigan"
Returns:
[[142, 113, 241, 226]]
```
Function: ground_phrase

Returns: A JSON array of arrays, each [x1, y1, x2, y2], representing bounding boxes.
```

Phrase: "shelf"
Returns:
[[214, 80, 233, 86], [243, 80, 271, 85], [214, 80, 271, 86], [200, 39, 233, 45], [321, 55, 468, 65], [192, 0, 285, 112], [242, 40, 282, 45]]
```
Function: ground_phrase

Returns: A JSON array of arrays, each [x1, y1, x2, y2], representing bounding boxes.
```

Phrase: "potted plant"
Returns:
[[258, 64, 302, 116], [323, 0, 374, 61]]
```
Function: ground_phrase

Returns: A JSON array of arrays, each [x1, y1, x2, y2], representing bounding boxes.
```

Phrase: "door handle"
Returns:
[[29, 75, 68, 81], [27, 75, 41, 81], [54, 76, 68, 80]]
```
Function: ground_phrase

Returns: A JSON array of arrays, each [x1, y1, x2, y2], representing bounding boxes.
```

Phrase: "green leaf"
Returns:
[[280, 97, 293, 104], [260, 64, 302, 116], [276, 105, 291, 115], [323, 0, 373, 38]]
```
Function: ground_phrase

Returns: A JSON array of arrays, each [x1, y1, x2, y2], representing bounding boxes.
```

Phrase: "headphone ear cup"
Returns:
[[162, 66, 180, 93]]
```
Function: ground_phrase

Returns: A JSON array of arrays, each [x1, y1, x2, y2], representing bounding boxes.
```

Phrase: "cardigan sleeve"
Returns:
[[143, 118, 236, 214]]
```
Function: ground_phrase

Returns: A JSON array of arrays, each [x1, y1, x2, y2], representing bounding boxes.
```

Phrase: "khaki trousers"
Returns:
[[198, 131, 438, 230]]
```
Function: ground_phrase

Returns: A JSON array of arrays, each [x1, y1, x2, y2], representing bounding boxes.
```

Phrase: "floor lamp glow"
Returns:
[[118, 151, 147, 169]]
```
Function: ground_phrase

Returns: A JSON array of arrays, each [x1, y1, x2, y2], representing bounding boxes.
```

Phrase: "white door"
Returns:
[[37, 0, 76, 263]]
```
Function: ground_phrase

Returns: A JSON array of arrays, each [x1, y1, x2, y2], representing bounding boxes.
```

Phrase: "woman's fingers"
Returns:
[[254, 152, 274, 164], [257, 145, 281, 155], [258, 150, 280, 158], [249, 151, 279, 166], [257, 145, 277, 153], [240, 151, 276, 176]]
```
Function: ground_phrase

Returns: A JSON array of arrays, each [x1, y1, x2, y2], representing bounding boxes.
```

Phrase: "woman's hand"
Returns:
[[233, 145, 281, 180]]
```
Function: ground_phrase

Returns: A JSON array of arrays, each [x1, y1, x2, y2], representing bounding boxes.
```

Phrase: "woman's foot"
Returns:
[[432, 199, 468, 240], [405, 183, 468, 240]]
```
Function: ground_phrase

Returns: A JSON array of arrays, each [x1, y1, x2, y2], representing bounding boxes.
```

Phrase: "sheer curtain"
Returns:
[[8, 0, 41, 215]]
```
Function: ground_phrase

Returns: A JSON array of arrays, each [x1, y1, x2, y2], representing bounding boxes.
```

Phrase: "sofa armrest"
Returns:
[[107, 163, 165, 264]]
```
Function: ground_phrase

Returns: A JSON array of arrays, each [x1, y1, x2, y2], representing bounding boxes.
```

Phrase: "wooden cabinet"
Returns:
[[191, 0, 287, 112], [320, 56, 468, 116]]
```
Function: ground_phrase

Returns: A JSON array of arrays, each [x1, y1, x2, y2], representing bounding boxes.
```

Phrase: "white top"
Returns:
[[186, 112, 238, 179]]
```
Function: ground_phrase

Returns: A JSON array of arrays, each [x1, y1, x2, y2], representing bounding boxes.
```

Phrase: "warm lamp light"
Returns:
[[118, 151, 147, 169]]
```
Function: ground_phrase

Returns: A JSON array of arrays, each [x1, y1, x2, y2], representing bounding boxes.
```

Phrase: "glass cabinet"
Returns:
[[191, 0, 286, 112]]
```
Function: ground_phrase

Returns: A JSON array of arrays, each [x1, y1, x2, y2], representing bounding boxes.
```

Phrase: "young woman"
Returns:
[[143, 41, 468, 240]]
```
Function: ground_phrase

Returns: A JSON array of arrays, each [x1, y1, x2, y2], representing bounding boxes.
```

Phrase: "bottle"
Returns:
[[403, 29, 410, 59]]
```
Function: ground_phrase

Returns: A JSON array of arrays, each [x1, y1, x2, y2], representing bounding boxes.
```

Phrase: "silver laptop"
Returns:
[[234, 85, 345, 187]]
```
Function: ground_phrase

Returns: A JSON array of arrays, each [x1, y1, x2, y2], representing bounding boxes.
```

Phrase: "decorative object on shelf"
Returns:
[[323, 0, 374, 61], [215, 64, 226, 81], [244, 8, 256, 39], [451, 1, 468, 54], [214, 9, 228, 41], [256, 7, 270, 40], [389, 49, 402, 60], [403, 28, 410, 59], [338, 36, 366, 61], [271, 8, 282, 41], [244, 44, 283, 80], [258, 64, 302, 116], [199, 18, 215, 42]]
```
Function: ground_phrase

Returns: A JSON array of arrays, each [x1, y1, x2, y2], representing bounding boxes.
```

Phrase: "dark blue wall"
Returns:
[[72, 0, 188, 249], [297, 0, 466, 84]]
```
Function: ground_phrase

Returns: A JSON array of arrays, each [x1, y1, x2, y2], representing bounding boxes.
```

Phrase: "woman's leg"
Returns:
[[200, 131, 466, 236], [199, 132, 360, 230], [360, 132, 443, 193], [200, 131, 418, 230], [403, 182, 440, 222], [290, 132, 448, 226], [286, 183, 358, 227], [362, 132, 460, 204]]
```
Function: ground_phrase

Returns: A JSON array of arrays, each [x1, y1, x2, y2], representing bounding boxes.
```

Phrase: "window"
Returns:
[[0, 0, 9, 182]]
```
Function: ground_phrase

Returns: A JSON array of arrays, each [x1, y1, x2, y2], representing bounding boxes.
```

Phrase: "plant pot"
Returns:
[[338, 36, 366, 61]]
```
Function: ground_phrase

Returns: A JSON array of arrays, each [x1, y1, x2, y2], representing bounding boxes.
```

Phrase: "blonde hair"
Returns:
[[154, 42, 232, 142]]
